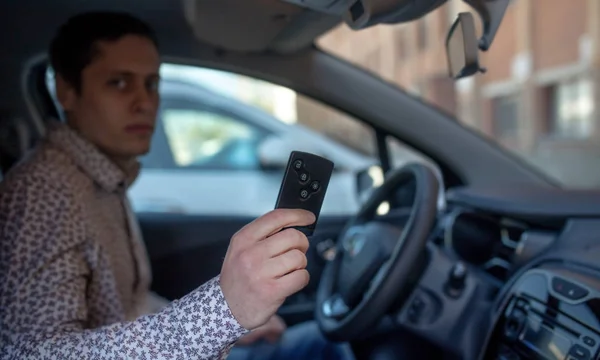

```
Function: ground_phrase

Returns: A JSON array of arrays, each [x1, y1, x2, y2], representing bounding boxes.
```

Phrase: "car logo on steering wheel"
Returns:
[[343, 231, 366, 257]]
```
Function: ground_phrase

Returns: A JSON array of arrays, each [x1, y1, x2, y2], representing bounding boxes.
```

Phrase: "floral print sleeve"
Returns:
[[3, 278, 247, 360], [0, 166, 248, 359], [2, 277, 247, 359]]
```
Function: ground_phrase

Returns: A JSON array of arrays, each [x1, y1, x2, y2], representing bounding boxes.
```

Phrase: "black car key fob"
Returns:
[[274, 151, 334, 237]]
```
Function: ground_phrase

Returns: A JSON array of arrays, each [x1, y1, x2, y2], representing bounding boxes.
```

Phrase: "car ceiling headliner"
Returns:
[[0, 0, 342, 62]]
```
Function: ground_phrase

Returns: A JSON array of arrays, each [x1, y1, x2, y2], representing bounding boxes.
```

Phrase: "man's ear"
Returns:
[[55, 74, 77, 111]]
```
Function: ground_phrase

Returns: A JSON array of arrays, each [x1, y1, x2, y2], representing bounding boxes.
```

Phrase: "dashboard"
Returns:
[[429, 185, 600, 360]]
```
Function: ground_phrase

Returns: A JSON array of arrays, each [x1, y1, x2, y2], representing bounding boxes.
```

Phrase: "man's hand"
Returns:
[[235, 314, 287, 345], [220, 208, 314, 330]]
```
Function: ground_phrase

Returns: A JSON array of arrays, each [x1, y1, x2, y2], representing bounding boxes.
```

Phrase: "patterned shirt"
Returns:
[[0, 121, 248, 359]]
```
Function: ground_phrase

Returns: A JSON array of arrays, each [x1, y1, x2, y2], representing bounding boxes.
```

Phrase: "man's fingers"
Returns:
[[235, 209, 315, 246], [275, 269, 310, 299], [221, 209, 315, 330], [263, 249, 308, 279], [260, 228, 309, 258]]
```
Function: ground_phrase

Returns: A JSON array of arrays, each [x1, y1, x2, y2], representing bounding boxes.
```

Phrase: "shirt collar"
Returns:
[[45, 120, 140, 193]]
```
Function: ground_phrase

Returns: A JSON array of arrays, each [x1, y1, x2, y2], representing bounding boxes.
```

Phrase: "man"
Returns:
[[0, 11, 352, 360]]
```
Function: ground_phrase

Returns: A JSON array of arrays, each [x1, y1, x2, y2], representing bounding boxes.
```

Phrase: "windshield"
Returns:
[[317, 1, 599, 189]]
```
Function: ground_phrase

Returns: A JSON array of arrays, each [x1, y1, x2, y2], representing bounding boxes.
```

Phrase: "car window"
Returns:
[[141, 106, 267, 171], [386, 136, 446, 211], [45, 64, 435, 217]]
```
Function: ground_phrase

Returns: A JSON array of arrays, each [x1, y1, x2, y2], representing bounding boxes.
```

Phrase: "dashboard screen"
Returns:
[[520, 317, 571, 360]]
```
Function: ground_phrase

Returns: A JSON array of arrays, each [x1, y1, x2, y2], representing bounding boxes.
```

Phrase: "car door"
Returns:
[[129, 63, 427, 325]]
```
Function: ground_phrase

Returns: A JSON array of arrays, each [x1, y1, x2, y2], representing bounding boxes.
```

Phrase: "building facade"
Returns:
[[308, 0, 600, 188]]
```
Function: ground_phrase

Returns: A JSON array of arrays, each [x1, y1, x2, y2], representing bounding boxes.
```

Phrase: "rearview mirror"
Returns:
[[445, 12, 485, 79]]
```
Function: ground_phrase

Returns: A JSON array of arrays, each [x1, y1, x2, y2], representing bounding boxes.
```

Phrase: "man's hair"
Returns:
[[49, 11, 159, 92]]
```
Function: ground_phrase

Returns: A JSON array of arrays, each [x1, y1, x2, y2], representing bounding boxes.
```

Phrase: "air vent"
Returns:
[[445, 211, 529, 281], [483, 218, 527, 280]]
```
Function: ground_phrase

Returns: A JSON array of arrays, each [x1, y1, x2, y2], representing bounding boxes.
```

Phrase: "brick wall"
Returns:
[[532, 0, 586, 71]]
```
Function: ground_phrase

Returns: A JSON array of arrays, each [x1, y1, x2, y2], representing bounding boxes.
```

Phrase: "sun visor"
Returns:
[[182, 0, 341, 53]]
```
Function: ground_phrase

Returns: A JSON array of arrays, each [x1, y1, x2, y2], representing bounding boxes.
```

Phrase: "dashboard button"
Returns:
[[551, 277, 589, 301], [582, 336, 596, 347], [407, 296, 426, 324], [515, 298, 528, 310], [568, 344, 590, 360], [503, 308, 526, 342], [497, 344, 521, 360]]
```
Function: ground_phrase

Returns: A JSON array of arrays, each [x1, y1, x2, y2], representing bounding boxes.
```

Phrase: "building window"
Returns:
[[548, 78, 594, 138], [492, 94, 520, 138]]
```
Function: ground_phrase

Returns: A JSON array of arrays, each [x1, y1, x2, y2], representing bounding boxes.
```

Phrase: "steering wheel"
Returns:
[[315, 162, 439, 341]]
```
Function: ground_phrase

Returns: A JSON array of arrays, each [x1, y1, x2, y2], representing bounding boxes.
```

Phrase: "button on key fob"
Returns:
[[274, 151, 334, 237]]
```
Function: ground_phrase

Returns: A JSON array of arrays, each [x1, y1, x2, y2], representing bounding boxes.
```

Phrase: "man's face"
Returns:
[[58, 34, 160, 162]]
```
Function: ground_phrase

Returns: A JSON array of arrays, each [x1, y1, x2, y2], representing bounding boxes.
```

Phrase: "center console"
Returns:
[[484, 266, 600, 360]]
